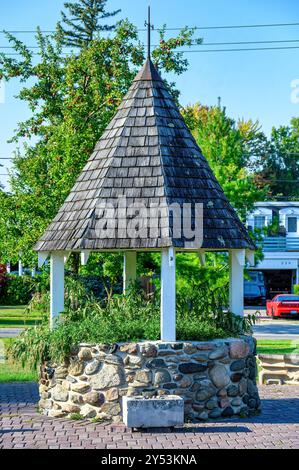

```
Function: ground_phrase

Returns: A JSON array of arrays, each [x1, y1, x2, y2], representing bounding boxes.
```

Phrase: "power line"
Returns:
[[178, 45, 299, 53], [3, 38, 299, 50], [3, 45, 299, 56], [1, 22, 299, 34]]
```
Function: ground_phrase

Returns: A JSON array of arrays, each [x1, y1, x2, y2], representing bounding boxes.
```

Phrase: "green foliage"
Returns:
[[294, 284, 299, 296], [182, 104, 267, 219], [10, 285, 256, 368], [254, 118, 299, 200], [0, 18, 202, 266], [0, 275, 36, 305], [58, 0, 121, 48]]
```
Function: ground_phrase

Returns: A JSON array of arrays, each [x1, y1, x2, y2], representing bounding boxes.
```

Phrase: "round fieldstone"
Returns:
[[206, 398, 218, 410], [89, 364, 125, 390], [146, 358, 166, 369], [183, 343, 198, 354], [163, 383, 178, 390], [247, 379, 258, 397], [229, 341, 250, 359], [71, 383, 90, 394], [78, 348, 92, 362], [178, 363, 208, 374], [154, 369, 171, 385], [140, 343, 157, 358], [178, 376, 192, 388], [230, 359, 246, 372], [222, 406, 234, 417], [105, 387, 119, 401], [227, 385, 239, 397], [239, 378, 248, 396], [198, 411, 209, 421], [83, 391, 105, 406], [242, 394, 249, 404], [209, 364, 230, 388], [231, 372, 243, 383], [209, 408, 222, 419], [196, 385, 216, 402], [209, 346, 228, 360], [52, 384, 69, 402], [68, 359, 85, 377], [105, 354, 124, 366], [231, 397, 242, 407], [61, 403, 81, 414], [171, 343, 183, 350], [173, 374, 183, 382], [134, 370, 152, 384], [85, 359, 100, 375], [80, 404, 97, 419], [55, 366, 68, 379], [248, 398, 257, 409], [119, 343, 138, 354], [69, 393, 83, 405]]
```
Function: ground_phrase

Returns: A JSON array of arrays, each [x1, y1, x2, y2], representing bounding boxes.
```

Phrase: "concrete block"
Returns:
[[122, 395, 184, 428]]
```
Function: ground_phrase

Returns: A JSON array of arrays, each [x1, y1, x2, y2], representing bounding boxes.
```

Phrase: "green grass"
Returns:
[[0, 305, 42, 328], [0, 338, 38, 382], [257, 339, 299, 355]]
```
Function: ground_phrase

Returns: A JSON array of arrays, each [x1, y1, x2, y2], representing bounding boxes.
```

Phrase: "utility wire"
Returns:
[[3, 39, 299, 50], [3, 45, 299, 56], [1, 22, 299, 34]]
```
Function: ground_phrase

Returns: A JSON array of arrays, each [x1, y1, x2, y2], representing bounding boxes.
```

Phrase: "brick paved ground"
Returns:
[[0, 382, 299, 449]]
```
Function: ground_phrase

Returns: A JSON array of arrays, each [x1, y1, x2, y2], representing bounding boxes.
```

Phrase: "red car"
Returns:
[[266, 294, 299, 318]]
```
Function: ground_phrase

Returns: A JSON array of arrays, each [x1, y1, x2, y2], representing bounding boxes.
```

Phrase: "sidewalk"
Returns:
[[1, 382, 299, 449]]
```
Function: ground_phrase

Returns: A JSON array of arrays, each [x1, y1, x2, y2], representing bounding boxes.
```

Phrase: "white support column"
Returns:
[[6, 263, 11, 274], [123, 252, 137, 294], [229, 249, 245, 317], [18, 259, 23, 277], [50, 253, 65, 329], [31, 267, 36, 277], [161, 247, 176, 342]]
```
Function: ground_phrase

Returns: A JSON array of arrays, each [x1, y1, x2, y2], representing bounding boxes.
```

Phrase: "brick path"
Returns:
[[0, 382, 299, 449]]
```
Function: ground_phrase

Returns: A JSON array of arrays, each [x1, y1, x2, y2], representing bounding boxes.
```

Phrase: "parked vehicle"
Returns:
[[244, 283, 266, 306], [244, 271, 266, 306], [266, 294, 299, 318]]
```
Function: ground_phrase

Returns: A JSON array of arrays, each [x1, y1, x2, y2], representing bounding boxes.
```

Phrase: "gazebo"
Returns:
[[35, 55, 255, 341]]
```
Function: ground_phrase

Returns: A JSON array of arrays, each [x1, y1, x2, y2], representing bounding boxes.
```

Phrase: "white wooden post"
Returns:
[[31, 267, 36, 277], [18, 259, 23, 277], [123, 252, 137, 293], [6, 263, 11, 274], [50, 253, 65, 329], [229, 249, 245, 316], [161, 247, 176, 341]]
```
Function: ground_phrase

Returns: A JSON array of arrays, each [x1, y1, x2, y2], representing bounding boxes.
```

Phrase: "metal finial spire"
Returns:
[[145, 6, 154, 59]]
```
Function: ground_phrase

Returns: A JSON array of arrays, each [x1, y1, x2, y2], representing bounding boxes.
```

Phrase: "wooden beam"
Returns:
[[123, 252, 137, 293], [161, 247, 176, 341], [229, 249, 245, 317], [50, 253, 65, 329]]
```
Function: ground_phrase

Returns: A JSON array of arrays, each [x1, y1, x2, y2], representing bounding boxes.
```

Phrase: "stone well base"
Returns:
[[39, 337, 261, 422]]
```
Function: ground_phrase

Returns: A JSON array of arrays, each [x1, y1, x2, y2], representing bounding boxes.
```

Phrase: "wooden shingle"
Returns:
[[35, 59, 255, 252]]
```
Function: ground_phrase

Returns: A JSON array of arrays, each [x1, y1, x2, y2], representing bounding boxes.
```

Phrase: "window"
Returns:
[[287, 217, 297, 233], [254, 216, 266, 230]]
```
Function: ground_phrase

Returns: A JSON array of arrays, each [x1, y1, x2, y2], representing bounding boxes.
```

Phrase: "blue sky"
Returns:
[[1, 0, 299, 189]]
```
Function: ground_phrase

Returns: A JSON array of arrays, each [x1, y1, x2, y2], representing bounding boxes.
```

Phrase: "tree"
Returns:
[[182, 103, 267, 220], [253, 118, 299, 200], [0, 19, 202, 266], [58, 0, 121, 48]]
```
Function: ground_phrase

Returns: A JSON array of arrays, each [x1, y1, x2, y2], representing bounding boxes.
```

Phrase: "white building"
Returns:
[[247, 202, 299, 296]]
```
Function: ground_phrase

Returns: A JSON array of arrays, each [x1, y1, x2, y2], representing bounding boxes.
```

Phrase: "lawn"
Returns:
[[0, 305, 42, 328], [0, 338, 38, 382], [256, 339, 299, 355]]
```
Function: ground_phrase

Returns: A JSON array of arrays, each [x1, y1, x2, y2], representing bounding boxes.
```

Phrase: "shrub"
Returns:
[[0, 275, 37, 305], [10, 285, 256, 369]]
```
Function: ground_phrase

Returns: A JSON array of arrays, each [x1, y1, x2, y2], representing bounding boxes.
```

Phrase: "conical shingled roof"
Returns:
[[35, 59, 255, 252]]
